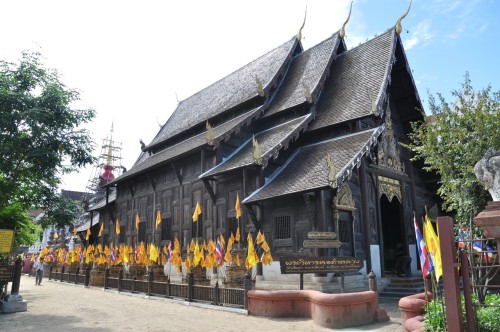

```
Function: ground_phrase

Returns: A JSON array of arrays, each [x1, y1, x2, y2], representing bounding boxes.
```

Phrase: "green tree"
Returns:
[[0, 51, 95, 245], [406, 73, 500, 225], [38, 194, 82, 229]]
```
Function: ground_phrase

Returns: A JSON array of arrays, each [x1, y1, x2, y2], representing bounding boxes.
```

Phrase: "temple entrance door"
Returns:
[[380, 195, 404, 275]]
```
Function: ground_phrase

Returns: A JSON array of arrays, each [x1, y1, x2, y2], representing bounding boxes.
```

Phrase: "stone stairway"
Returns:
[[378, 277, 427, 299]]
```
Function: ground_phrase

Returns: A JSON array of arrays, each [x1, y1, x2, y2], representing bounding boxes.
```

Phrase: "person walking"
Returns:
[[35, 258, 45, 285]]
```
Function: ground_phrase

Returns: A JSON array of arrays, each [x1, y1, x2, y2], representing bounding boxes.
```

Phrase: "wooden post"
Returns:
[[84, 266, 90, 287], [75, 266, 79, 285], [165, 277, 170, 297], [117, 269, 123, 292], [49, 265, 53, 280], [437, 216, 464, 332], [340, 273, 345, 293], [147, 269, 153, 296], [104, 267, 109, 289], [187, 272, 194, 302], [214, 281, 220, 305], [10, 258, 22, 295], [244, 272, 251, 310], [460, 251, 476, 332], [132, 277, 136, 293], [60, 265, 64, 282]]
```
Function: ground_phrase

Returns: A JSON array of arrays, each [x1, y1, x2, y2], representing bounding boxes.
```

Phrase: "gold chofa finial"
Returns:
[[303, 82, 313, 103], [252, 135, 262, 165], [205, 121, 214, 146], [297, 6, 307, 41], [327, 154, 337, 189], [395, 0, 412, 35], [339, 1, 353, 39], [256, 76, 264, 96]]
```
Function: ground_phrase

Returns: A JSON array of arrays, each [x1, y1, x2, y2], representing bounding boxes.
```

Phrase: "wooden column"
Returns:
[[359, 162, 372, 272]]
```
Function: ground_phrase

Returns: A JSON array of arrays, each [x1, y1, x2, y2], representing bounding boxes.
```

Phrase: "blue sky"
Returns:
[[1, 0, 498, 191]]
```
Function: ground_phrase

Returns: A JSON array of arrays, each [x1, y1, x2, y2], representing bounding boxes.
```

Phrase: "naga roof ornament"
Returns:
[[296, 6, 307, 41], [252, 135, 262, 165], [395, 0, 412, 35], [256, 76, 264, 96], [303, 82, 313, 103], [327, 154, 337, 189], [205, 121, 214, 146], [339, 1, 353, 39]]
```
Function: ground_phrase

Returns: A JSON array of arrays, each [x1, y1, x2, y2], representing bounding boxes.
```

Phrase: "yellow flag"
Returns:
[[424, 216, 443, 282], [235, 227, 241, 242], [54, 232, 59, 239], [85, 228, 91, 240], [261, 251, 273, 265], [73, 226, 77, 237], [261, 240, 270, 253], [123, 245, 130, 264], [98, 223, 104, 237], [149, 244, 159, 263], [185, 256, 191, 273], [135, 213, 140, 231], [192, 201, 202, 222], [235, 193, 241, 219], [193, 242, 202, 267], [256, 230, 265, 244], [155, 210, 162, 229], [245, 233, 258, 269], [115, 219, 120, 234]]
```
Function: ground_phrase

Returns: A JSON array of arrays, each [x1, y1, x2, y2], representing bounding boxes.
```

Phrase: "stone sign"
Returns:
[[280, 256, 363, 274]]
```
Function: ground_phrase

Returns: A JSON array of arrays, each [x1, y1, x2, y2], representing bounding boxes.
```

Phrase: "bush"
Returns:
[[424, 293, 500, 331]]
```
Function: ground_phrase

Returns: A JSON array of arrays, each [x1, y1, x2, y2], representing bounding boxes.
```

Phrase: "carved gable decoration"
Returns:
[[377, 103, 404, 172], [378, 175, 402, 203], [333, 184, 355, 211]]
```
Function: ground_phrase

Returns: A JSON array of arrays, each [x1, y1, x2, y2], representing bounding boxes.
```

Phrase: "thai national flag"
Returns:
[[472, 241, 494, 263], [110, 246, 116, 263], [414, 216, 434, 278], [215, 240, 223, 266], [167, 242, 173, 262]]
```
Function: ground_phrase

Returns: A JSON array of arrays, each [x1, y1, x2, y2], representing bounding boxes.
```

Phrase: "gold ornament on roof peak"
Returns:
[[395, 0, 412, 35], [327, 154, 337, 189], [252, 135, 262, 165], [303, 82, 313, 103], [205, 121, 214, 146], [256, 76, 264, 96], [297, 6, 307, 41], [339, 1, 353, 39]]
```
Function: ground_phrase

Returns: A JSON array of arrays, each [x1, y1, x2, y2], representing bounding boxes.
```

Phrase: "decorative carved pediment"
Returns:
[[378, 175, 402, 203], [333, 184, 355, 211], [377, 102, 404, 172]]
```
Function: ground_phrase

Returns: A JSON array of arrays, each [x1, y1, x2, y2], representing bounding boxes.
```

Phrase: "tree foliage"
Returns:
[[406, 73, 500, 225], [38, 195, 82, 229], [0, 51, 95, 244]]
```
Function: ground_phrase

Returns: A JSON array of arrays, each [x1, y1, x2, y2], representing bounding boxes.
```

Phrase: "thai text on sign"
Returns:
[[279, 256, 363, 274], [0, 229, 15, 253]]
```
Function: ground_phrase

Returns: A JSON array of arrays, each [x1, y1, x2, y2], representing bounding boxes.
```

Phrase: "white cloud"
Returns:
[[403, 20, 435, 50]]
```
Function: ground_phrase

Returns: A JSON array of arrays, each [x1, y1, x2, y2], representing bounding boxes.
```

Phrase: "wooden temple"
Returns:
[[84, 6, 439, 286]]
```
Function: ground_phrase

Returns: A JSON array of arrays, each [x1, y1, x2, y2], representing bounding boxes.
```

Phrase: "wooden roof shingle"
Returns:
[[243, 127, 384, 203], [147, 37, 299, 149], [200, 114, 312, 178], [309, 29, 395, 131], [264, 34, 340, 118]]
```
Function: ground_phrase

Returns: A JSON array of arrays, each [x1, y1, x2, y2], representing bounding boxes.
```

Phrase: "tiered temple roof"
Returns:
[[110, 24, 423, 202]]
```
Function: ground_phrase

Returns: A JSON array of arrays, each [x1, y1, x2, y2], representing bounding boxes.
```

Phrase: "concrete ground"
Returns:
[[0, 275, 402, 331]]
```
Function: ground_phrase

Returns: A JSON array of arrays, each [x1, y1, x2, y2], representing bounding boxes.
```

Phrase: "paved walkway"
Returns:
[[1, 275, 402, 331]]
